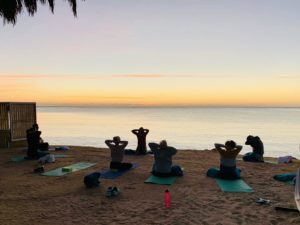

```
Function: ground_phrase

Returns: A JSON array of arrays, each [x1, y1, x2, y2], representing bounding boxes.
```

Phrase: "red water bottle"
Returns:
[[165, 189, 170, 208]]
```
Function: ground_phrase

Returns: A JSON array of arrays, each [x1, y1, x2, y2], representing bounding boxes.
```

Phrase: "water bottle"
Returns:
[[165, 189, 170, 208]]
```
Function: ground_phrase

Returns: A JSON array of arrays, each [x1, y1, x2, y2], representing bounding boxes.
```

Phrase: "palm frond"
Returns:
[[0, 0, 81, 24]]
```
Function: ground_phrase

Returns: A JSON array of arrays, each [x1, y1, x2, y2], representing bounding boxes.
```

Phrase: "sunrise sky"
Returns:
[[0, 0, 299, 107]]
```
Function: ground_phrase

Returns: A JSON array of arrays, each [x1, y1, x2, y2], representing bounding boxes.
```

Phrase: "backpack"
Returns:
[[84, 172, 101, 188]]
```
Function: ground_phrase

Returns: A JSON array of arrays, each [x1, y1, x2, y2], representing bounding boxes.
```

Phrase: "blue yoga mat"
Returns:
[[215, 178, 254, 192], [11, 154, 67, 162], [100, 163, 139, 179]]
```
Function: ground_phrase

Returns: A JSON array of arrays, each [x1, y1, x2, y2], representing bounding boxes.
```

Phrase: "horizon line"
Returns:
[[36, 104, 300, 108]]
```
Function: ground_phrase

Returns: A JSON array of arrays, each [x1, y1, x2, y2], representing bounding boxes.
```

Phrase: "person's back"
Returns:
[[149, 141, 177, 174], [105, 136, 132, 171], [26, 128, 40, 158], [211, 140, 242, 179], [132, 127, 149, 155], [243, 135, 264, 162]]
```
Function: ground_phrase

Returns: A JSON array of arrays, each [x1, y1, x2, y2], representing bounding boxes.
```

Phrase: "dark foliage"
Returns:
[[0, 0, 80, 24]]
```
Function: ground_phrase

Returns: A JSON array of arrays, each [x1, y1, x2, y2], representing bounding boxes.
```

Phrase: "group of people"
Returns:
[[26, 124, 264, 180], [207, 135, 264, 180], [105, 127, 183, 177], [105, 129, 264, 180]]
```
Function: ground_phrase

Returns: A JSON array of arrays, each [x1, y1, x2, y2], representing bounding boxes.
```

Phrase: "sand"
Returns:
[[0, 146, 299, 225]]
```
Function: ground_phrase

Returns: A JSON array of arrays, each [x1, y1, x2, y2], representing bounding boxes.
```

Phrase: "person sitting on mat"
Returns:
[[32, 123, 49, 151], [207, 140, 242, 180], [131, 127, 149, 155], [148, 140, 183, 177], [26, 126, 49, 159], [105, 136, 133, 171], [242, 135, 264, 162]]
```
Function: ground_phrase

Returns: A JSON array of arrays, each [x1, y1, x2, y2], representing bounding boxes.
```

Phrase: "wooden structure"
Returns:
[[0, 102, 36, 148]]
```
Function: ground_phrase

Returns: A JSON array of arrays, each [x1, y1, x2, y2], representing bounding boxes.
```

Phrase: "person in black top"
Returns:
[[131, 127, 149, 155], [26, 123, 49, 159], [242, 135, 264, 162]]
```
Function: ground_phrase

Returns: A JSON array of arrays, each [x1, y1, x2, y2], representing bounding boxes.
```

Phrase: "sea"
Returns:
[[37, 107, 300, 158]]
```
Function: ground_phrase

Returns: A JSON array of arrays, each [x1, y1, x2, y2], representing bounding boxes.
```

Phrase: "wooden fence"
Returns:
[[0, 102, 36, 148]]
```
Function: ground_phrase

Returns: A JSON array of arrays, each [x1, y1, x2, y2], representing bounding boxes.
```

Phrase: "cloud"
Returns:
[[66, 95, 147, 100], [0, 73, 240, 81], [277, 75, 300, 79]]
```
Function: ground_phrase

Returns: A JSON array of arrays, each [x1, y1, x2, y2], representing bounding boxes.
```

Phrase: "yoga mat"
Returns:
[[264, 160, 278, 165], [144, 175, 177, 185], [11, 154, 67, 162], [215, 178, 254, 192], [41, 162, 96, 176], [100, 163, 139, 179], [11, 156, 26, 162]]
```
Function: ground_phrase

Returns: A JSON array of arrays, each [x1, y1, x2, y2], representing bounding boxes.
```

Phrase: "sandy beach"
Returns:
[[0, 146, 299, 225]]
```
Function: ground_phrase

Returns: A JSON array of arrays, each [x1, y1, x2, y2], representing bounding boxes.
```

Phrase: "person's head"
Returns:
[[225, 140, 236, 150], [159, 140, 168, 149], [113, 136, 121, 143], [32, 123, 39, 131], [139, 127, 144, 131]]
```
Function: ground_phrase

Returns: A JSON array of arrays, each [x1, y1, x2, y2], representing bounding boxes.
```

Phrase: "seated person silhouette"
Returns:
[[105, 136, 133, 171], [26, 125, 49, 159], [148, 140, 183, 177], [242, 135, 264, 162], [32, 123, 49, 151], [132, 127, 149, 155], [207, 140, 242, 180]]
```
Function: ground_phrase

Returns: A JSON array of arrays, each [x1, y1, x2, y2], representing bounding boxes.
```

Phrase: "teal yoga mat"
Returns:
[[144, 175, 177, 185], [215, 178, 254, 192], [41, 162, 96, 176], [11, 154, 67, 162], [11, 156, 26, 162]]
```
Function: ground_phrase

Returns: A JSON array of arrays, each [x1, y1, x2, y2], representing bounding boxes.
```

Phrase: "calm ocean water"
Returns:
[[37, 107, 300, 158]]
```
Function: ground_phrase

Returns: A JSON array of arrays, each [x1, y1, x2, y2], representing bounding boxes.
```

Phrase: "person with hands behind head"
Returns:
[[148, 140, 183, 177], [207, 140, 242, 180], [105, 136, 133, 171], [131, 127, 149, 155]]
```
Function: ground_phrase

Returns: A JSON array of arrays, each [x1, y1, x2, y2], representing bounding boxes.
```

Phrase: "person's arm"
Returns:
[[233, 145, 243, 155], [144, 129, 149, 134], [169, 147, 177, 155], [148, 142, 159, 152], [131, 129, 138, 134], [105, 140, 114, 148], [120, 140, 128, 148], [214, 143, 226, 155]]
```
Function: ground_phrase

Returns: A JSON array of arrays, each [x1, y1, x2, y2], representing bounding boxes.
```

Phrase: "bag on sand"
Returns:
[[38, 154, 55, 164], [84, 172, 101, 188]]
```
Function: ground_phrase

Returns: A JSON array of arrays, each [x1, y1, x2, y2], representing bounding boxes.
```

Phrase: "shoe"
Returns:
[[256, 198, 270, 205], [34, 166, 44, 173], [111, 187, 121, 197], [106, 187, 113, 197]]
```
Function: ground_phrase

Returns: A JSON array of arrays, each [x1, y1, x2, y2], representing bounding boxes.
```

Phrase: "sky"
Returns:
[[0, 0, 300, 107]]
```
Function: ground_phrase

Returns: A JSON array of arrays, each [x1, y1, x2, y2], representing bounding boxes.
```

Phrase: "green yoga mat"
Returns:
[[144, 175, 177, 185], [11, 154, 67, 162], [41, 162, 96, 176], [215, 178, 254, 192], [264, 160, 278, 165]]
